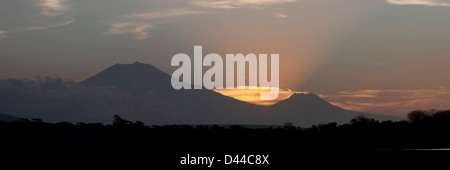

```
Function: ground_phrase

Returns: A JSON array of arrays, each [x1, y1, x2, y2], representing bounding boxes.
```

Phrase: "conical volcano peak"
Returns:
[[288, 92, 320, 100], [80, 61, 173, 93], [272, 92, 331, 108], [288, 92, 308, 98], [133, 61, 145, 65]]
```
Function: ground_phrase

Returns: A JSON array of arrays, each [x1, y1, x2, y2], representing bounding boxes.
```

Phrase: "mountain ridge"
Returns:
[[0, 61, 402, 126], [0, 113, 20, 122], [79, 61, 402, 125]]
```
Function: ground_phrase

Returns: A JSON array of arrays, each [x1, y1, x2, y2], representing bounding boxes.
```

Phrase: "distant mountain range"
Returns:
[[0, 62, 400, 127]]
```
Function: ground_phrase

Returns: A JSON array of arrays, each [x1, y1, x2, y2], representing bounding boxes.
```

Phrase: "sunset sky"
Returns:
[[2, 0, 450, 117]]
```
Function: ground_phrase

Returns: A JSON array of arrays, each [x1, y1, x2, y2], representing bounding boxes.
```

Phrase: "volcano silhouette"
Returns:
[[0, 62, 399, 126]]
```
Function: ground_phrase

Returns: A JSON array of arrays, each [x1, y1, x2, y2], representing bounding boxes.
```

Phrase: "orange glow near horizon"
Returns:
[[213, 86, 300, 106]]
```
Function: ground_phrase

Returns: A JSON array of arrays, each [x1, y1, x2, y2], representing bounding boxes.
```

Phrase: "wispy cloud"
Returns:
[[120, 10, 203, 20], [0, 0, 73, 38], [191, 0, 296, 9], [387, 0, 450, 7], [338, 90, 383, 98], [0, 19, 75, 38], [104, 23, 152, 40], [273, 13, 288, 18], [105, 9, 202, 40], [326, 87, 450, 116], [104, 1, 294, 40], [0, 30, 6, 38], [11, 19, 75, 33], [37, 0, 70, 16]]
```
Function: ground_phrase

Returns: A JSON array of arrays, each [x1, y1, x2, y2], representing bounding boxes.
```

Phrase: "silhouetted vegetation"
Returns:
[[3, 111, 450, 150], [2, 111, 450, 167]]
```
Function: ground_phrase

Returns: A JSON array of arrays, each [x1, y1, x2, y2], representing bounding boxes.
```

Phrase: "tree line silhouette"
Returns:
[[2, 110, 450, 167], [2, 110, 450, 150]]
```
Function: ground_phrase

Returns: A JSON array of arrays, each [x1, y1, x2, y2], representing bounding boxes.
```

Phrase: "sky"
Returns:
[[2, 0, 450, 117]]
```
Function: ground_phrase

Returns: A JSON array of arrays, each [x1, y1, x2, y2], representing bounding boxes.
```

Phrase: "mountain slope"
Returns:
[[79, 62, 400, 126], [0, 113, 20, 122], [267, 93, 355, 125], [81, 62, 173, 95], [0, 62, 401, 126], [80, 62, 262, 124], [267, 93, 401, 125]]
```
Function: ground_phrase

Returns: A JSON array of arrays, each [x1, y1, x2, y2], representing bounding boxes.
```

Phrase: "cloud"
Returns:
[[338, 90, 383, 98], [214, 86, 304, 106], [273, 13, 288, 18], [191, 0, 296, 9], [0, 30, 6, 38], [120, 10, 203, 20], [37, 0, 70, 16], [0, 19, 75, 38], [105, 10, 202, 40], [11, 19, 75, 33], [104, 23, 152, 40], [104, 1, 293, 40], [326, 87, 450, 116], [387, 0, 450, 7], [0, 1, 73, 38]]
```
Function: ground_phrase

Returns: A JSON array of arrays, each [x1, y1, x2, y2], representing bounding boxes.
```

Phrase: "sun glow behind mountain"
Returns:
[[213, 86, 306, 106]]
